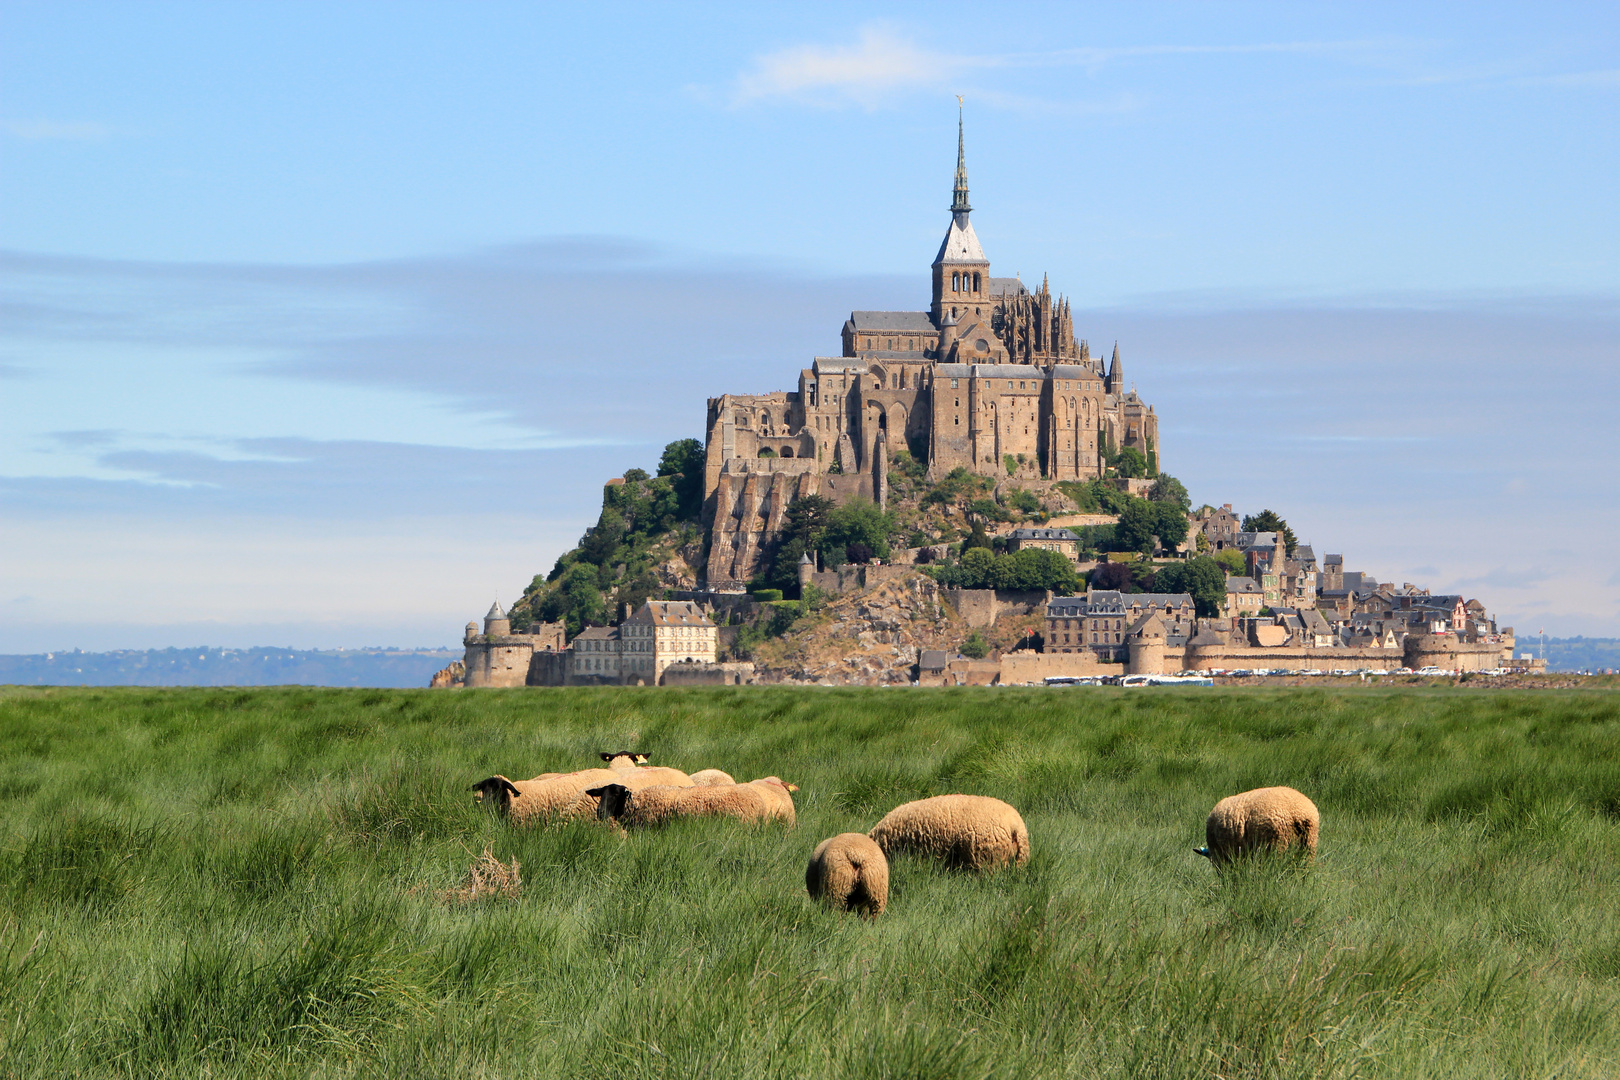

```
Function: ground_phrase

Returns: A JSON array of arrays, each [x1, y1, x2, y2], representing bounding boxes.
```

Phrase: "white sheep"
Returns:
[[867, 794, 1030, 871], [747, 776, 799, 825], [806, 833, 888, 917], [470, 767, 621, 825], [688, 769, 736, 787], [585, 781, 776, 827], [1195, 786, 1319, 867], [599, 750, 694, 788]]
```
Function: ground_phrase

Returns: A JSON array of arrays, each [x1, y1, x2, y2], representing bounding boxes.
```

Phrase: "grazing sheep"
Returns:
[[598, 751, 694, 788], [586, 781, 776, 827], [806, 833, 888, 917], [471, 768, 622, 825], [626, 766, 695, 787], [1195, 786, 1319, 867], [748, 776, 800, 825], [689, 769, 736, 787], [868, 794, 1030, 871]]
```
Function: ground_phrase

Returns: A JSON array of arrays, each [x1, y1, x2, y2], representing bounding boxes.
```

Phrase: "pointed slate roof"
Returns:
[[934, 217, 986, 265]]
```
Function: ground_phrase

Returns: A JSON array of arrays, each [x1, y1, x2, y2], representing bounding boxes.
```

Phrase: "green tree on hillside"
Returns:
[[1117, 498, 1159, 554], [1148, 474, 1191, 512], [1241, 509, 1298, 556], [1153, 501, 1189, 551], [1151, 555, 1228, 617], [820, 499, 894, 564], [1213, 548, 1247, 576], [1112, 447, 1149, 479], [658, 438, 706, 519], [539, 563, 607, 637], [962, 517, 993, 555], [766, 494, 835, 594]]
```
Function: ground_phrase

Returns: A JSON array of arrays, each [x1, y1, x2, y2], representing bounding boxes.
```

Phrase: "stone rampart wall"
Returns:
[[999, 651, 1122, 684], [942, 588, 1051, 628]]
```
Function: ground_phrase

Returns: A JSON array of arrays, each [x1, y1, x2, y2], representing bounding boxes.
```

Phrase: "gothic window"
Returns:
[[973, 272, 981, 291], [952, 272, 960, 291]]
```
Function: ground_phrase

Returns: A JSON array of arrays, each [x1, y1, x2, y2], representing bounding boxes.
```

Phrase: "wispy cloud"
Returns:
[[2, 119, 110, 141], [1525, 68, 1620, 89], [727, 25, 1388, 108]]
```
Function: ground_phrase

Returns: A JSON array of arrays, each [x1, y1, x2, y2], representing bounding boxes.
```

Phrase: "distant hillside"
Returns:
[[1540, 637, 1620, 673], [0, 647, 460, 688]]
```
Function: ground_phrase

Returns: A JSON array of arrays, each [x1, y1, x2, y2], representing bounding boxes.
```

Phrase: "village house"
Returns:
[[1007, 527, 1081, 562], [1225, 576, 1264, 616]]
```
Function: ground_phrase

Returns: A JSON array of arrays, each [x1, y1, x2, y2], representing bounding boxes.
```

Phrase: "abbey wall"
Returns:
[[701, 119, 1160, 589]]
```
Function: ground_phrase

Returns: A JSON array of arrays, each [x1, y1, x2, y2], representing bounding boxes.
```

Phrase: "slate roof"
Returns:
[[1045, 591, 1195, 617], [1009, 528, 1079, 541], [988, 276, 1026, 297], [934, 217, 986, 264], [623, 600, 712, 627], [848, 311, 938, 333]]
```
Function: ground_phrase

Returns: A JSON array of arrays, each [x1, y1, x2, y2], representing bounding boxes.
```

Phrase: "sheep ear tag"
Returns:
[[1194, 847, 1211, 859]]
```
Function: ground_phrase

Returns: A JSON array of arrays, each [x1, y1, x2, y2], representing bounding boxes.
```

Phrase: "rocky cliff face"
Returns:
[[750, 571, 959, 685], [429, 659, 466, 688]]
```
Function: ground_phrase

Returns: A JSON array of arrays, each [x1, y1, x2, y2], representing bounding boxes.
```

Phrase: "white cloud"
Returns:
[[2, 119, 110, 140], [731, 26, 975, 108], [727, 27, 1390, 108], [1530, 68, 1620, 89]]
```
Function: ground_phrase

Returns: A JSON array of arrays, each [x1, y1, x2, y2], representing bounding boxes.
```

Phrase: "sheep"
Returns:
[[1195, 786, 1319, 867], [747, 776, 799, 825], [806, 833, 888, 917], [689, 769, 736, 787], [585, 781, 776, 827], [599, 750, 694, 788], [867, 794, 1030, 871], [470, 767, 622, 825]]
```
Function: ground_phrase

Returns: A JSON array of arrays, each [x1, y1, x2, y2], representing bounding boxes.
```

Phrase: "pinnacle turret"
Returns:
[[1105, 343, 1123, 395], [951, 103, 971, 221]]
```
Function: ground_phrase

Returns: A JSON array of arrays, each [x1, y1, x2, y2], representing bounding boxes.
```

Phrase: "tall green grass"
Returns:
[[0, 684, 1617, 1077]]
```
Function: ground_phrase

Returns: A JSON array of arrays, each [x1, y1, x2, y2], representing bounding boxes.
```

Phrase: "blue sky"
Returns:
[[2, 2, 1617, 651]]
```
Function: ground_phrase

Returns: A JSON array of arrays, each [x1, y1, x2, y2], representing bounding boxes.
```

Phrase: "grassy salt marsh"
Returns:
[[1, 684, 1618, 1078]]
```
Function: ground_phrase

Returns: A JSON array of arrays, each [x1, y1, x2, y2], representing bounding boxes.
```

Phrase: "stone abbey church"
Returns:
[[702, 117, 1161, 589]]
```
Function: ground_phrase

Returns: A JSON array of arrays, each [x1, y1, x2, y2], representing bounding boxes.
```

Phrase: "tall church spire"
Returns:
[[951, 99, 971, 222]]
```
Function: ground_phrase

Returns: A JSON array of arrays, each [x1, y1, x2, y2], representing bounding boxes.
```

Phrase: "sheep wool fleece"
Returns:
[[868, 794, 1030, 871], [689, 769, 736, 787], [806, 833, 888, 916], [1204, 786, 1320, 865], [747, 777, 798, 825], [506, 768, 622, 825], [620, 782, 775, 826]]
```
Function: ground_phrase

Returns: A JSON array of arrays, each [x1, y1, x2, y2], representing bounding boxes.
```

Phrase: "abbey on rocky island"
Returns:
[[702, 114, 1161, 589]]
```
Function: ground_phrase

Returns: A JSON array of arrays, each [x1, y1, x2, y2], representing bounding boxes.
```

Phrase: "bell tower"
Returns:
[[931, 103, 990, 325]]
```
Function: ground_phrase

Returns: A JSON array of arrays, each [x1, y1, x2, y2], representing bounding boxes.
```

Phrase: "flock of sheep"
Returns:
[[470, 752, 1320, 918]]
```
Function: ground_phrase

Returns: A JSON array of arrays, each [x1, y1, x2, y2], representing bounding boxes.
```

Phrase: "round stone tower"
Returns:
[[1127, 614, 1167, 675]]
